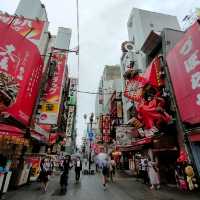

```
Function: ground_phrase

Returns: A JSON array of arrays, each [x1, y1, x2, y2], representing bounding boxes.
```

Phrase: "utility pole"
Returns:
[[88, 113, 94, 174]]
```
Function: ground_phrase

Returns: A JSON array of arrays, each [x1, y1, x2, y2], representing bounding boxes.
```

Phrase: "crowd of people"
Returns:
[[137, 155, 160, 190], [38, 155, 82, 194]]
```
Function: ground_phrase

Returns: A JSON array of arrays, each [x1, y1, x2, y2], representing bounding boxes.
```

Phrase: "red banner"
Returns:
[[0, 13, 45, 43], [102, 115, 111, 135], [39, 50, 67, 124], [143, 56, 165, 88], [166, 20, 200, 124], [0, 22, 44, 126]]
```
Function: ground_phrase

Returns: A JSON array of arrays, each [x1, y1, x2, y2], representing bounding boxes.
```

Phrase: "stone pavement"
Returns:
[[5, 171, 200, 200]]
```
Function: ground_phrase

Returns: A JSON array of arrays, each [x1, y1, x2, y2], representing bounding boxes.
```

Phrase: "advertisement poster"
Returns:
[[68, 78, 78, 105], [39, 51, 67, 124], [166, 20, 200, 124], [0, 12, 45, 45], [66, 106, 75, 136], [0, 21, 44, 126], [116, 126, 135, 146]]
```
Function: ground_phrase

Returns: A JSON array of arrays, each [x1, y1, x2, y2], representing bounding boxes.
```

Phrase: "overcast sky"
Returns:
[[1, 0, 199, 145]]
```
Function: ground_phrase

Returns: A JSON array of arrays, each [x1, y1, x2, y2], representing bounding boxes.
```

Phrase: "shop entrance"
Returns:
[[156, 150, 178, 185]]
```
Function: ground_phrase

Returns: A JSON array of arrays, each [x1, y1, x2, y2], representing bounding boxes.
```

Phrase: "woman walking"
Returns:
[[102, 159, 109, 190], [40, 158, 50, 192], [148, 158, 160, 190]]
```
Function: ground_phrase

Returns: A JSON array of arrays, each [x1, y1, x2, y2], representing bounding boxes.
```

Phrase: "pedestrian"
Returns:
[[49, 158, 54, 176], [60, 155, 72, 194], [109, 156, 116, 182], [140, 156, 149, 185], [94, 156, 99, 173], [147, 158, 160, 190], [102, 159, 109, 190], [40, 158, 50, 192], [74, 157, 82, 183]]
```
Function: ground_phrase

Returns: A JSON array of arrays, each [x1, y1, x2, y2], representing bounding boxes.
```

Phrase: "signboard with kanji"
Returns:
[[166, 20, 200, 124]]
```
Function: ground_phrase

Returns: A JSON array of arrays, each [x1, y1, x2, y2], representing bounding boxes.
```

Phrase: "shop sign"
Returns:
[[143, 56, 165, 88], [166, 20, 200, 124], [117, 101, 123, 118], [116, 126, 135, 146], [68, 78, 78, 105], [99, 87, 103, 104], [0, 21, 44, 125], [102, 115, 111, 135], [39, 50, 67, 124], [0, 12, 45, 45], [65, 106, 75, 136], [65, 137, 72, 147]]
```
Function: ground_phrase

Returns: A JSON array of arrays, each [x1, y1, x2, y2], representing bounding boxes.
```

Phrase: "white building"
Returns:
[[127, 8, 180, 72]]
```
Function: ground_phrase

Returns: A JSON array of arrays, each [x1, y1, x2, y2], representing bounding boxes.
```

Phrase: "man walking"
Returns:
[[74, 157, 82, 183]]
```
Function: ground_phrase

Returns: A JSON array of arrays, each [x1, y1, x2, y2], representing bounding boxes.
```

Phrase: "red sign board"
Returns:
[[102, 115, 111, 135], [0, 13, 45, 43], [39, 50, 67, 124], [167, 20, 200, 124], [0, 21, 44, 126], [143, 56, 165, 88]]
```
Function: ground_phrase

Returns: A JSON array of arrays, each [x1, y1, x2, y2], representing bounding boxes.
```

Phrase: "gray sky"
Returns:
[[1, 0, 199, 145]]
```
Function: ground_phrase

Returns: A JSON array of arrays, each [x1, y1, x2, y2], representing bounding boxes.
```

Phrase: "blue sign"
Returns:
[[88, 131, 94, 141]]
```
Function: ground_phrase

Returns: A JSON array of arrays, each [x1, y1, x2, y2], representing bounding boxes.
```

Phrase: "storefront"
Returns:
[[189, 131, 200, 177], [0, 124, 29, 191]]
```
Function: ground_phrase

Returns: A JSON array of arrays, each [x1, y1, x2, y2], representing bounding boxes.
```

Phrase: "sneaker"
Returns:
[[150, 185, 155, 190]]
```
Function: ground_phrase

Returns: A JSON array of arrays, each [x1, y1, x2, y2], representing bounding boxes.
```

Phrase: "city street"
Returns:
[[5, 172, 200, 200]]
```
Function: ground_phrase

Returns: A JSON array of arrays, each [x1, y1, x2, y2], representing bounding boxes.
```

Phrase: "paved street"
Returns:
[[5, 172, 200, 200]]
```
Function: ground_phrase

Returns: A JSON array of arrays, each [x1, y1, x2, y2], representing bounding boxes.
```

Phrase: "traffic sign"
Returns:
[[88, 131, 94, 141]]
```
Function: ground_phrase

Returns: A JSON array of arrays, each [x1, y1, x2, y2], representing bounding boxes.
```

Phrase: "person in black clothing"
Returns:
[[74, 157, 82, 183], [60, 155, 72, 194]]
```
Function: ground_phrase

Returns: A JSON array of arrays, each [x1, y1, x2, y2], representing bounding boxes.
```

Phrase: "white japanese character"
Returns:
[[191, 71, 200, 90], [180, 36, 192, 56], [0, 44, 16, 62], [0, 57, 8, 70], [196, 94, 200, 106], [17, 67, 25, 80], [184, 50, 200, 73]]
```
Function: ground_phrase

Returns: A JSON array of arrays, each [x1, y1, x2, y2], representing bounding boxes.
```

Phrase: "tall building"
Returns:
[[121, 8, 181, 123], [127, 8, 180, 72]]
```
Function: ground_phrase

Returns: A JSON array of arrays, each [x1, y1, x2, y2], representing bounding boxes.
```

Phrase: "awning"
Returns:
[[117, 137, 152, 152], [0, 123, 24, 136], [189, 132, 200, 142], [131, 137, 152, 146], [152, 147, 178, 152], [141, 31, 162, 55], [33, 124, 50, 138], [31, 131, 48, 143]]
